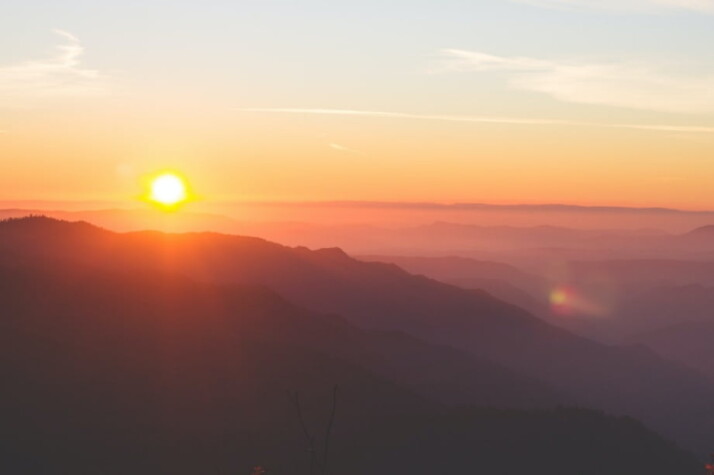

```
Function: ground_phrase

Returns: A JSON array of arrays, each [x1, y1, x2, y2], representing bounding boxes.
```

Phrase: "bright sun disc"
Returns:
[[149, 173, 188, 206]]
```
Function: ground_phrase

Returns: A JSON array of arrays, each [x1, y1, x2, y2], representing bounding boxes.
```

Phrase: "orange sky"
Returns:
[[3, 109, 712, 211], [1, 2, 714, 211]]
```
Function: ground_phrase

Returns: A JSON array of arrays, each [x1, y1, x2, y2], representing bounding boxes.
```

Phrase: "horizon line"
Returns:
[[3, 199, 714, 215]]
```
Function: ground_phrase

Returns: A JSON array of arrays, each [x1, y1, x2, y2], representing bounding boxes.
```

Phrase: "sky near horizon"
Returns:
[[1, 1, 714, 209]]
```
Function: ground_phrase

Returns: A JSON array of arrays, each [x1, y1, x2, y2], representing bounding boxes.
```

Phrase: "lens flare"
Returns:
[[550, 286, 575, 315], [550, 288, 569, 306], [549, 285, 609, 317]]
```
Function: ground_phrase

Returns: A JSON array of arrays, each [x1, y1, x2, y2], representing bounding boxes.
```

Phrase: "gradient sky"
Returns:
[[1, 0, 714, 209]]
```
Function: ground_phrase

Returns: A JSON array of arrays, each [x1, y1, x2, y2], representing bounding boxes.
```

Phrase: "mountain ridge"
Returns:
[[2, 216, 714, 455], [0, 232, 700, 473]]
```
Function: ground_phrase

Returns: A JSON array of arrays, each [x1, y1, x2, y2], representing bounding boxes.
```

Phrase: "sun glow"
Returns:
[[148, 173, 189, 208]]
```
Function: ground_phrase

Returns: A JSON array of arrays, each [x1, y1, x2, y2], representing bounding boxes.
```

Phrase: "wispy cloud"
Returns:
[[238, 108, 571, 125], [514, 0, 714, 13], [329, 143, 362, 154], [0, 29, 109, 106], [237, 107, 714, 134], [439, 49, 714, 115]]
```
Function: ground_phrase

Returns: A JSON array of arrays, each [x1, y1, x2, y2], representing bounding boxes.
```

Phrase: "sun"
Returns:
[[148, 173, 189, 207]]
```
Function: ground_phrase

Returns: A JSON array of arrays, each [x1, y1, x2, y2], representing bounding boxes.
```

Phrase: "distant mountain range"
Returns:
[[362, 254, 714, 356], [0, 216, 703, 473], [1, 216, 714, 463], [685, 224, 714, 239], [2, 208, 713, 262], [628, 320, 714, 381], [360, 255, 551, 317], [4, 199, 714, 214]]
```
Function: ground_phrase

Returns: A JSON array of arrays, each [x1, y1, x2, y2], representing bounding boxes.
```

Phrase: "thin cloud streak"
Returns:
[[329, 143, 362, 154], [237, 108, 714, 134], [0, 29, 109, 107], [238, 108, 572, 125], [612, 124, 714, 133], [439, 49, 714, 115], [514, 0, 714, 13]]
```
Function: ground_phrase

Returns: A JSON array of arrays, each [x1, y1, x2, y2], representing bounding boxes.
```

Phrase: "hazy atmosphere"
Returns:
[[2, 1, 714, 474]]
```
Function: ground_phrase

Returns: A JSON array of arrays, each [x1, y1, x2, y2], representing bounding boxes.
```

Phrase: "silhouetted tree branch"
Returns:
[[288, 390, 319, 475], [321, 385, 338, 475], [288, 386, 339, 475]]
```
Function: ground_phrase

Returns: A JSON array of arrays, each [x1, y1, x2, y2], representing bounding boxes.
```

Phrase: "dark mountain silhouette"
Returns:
[[0, 230, 700, 473], [0, 221, 562, 411], [616, 284, 714, 336], [361, 255, 714, 344], [628, 320, 714, 380], [359, 255, 544, 293], [360, 255, 550, 316], [0, 208, 238, 234], [2, 217, 714, 456], [0, 263, 426, 473]]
